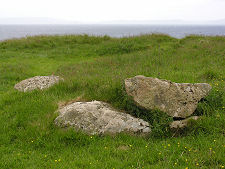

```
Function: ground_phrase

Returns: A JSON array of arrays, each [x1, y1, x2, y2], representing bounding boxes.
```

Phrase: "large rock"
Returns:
[[55, 101, 151, 135], [125, 75, 211, 118], [14, 75, 63, 92]]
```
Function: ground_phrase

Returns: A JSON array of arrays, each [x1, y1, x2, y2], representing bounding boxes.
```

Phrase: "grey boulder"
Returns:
[[125, 75, 211, 118], [55, 101, 151, 135], [14, 75, 63, 92]]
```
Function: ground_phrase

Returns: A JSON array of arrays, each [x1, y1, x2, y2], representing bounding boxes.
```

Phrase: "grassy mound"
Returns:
[[0, 34, 224, 168]]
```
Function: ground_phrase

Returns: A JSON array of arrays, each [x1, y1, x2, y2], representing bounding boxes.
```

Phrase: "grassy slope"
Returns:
[[0, 34, 224, 169]]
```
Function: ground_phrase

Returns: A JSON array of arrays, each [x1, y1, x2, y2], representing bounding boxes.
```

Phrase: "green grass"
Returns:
[[0, 34, 224, 169]]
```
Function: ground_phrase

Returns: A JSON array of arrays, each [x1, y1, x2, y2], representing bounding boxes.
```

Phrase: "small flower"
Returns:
[[196, 163, 199, 166], [145, 145, 148, 148], [214, 139, 216, 142], [221, 166, 224, 168], [44, 155, 47, 158], [186, 167, 188, 169], [209, 148, 212, 150], [174, 162, 177, 165], [55, 160, 58, 162], [159, 152, 161, 155], [168, 144, 170, 147], [31, 140, 34, 143], [185, 159, 188, 162], [58, 159, 61, 162]]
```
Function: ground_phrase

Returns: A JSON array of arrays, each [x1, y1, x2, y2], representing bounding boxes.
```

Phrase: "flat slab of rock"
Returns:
[[170, 116, 200, 129], [125, 75, 211, 118], [14, 75, 63, 92], [55, 101, 151, 135]]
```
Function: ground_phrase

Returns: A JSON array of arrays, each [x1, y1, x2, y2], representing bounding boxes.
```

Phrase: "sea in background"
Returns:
[[0, 24, 225, 41]]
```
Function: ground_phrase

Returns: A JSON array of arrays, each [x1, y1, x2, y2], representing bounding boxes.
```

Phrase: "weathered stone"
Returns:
[[55, 101, 151, 135], [125, 75, 211, 118], [14, 75, 63, 92], [170, 116, 200, 129]]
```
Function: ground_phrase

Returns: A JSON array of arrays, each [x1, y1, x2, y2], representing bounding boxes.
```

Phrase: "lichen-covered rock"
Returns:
[[170, 116, 200, 129], [125, 75, 211, 118], [14, 75, 63, 92], [55, 101, 151, 135]]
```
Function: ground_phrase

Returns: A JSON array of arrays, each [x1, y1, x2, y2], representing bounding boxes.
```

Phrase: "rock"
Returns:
[[55, 101, 151, 135], [170, 116, 200, 129], [14, 75, 63, 92], [125, 75, 211, 118]]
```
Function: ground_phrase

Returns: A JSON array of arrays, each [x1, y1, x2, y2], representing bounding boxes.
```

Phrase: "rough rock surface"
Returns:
[[55, 101, 151, 135], [14, 75, 63, 92], [170, 116, 200, 129], [125, 75, 212, 118]]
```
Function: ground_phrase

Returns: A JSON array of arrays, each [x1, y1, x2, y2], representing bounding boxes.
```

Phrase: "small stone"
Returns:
[[54, 101, 151, 135], [14, 75, 63, 92], [170, 116, 200, 129], [125, 75, 211, 118]]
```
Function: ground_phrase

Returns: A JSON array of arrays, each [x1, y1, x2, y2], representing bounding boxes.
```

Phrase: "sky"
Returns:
[[0, 0, 225, 23]]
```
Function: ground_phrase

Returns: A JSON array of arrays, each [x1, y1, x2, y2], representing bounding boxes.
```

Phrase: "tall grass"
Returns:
[[0, 34, 224, 169]]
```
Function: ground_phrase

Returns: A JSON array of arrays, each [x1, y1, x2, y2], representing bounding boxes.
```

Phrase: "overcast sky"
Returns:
[[0, 0, 225, 22]]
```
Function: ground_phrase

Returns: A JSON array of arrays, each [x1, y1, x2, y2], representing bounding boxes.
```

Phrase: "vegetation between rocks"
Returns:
[[0, 34, 224, 168]]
